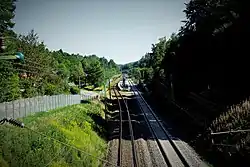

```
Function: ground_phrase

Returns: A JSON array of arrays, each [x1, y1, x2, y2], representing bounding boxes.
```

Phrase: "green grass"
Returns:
[[0, 102, 107, 167], [83, 85, 103, 92], [84, 85, 95, 90]]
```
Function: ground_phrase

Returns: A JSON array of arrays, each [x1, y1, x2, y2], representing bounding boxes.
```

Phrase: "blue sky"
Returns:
[[13, 0, 187, 64]]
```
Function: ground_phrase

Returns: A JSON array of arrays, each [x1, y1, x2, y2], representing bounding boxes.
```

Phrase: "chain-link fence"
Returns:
[[0, 94, 99, 119]]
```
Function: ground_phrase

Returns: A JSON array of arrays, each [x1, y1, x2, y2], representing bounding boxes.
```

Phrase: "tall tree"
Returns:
[[0, 0, 16, 33]]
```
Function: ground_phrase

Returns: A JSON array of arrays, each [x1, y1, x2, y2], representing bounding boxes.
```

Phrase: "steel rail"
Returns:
[[112, 88, 123, 167], [128, 80, 190, 167], [113, 87, 138, 167]]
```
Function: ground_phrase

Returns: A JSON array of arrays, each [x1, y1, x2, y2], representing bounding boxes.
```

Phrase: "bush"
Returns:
[[44, 83, 59, 96], [70, 86, 80, 94]]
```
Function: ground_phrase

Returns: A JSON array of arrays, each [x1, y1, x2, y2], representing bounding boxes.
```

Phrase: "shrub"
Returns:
[[70, 86, 80, 94], [44, 83, 59, 96]]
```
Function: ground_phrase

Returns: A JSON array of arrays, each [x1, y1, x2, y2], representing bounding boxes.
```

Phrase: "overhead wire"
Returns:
[[27, 127, 117, 165], [0, 59, 112, 166], [44, 146, 67, 167], [0, 118, 116, 166]]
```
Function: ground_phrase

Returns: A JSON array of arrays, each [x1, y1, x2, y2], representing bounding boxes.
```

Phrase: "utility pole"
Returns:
[[109, 79, 111, 99], [102, 58, 107, 112], [103, 58, 106, 98]]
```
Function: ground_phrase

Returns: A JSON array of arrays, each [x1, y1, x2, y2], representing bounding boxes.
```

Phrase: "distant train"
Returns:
[[118, 76, 130, 91]]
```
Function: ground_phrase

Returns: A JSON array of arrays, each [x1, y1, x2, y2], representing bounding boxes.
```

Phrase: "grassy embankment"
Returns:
[[0, 101, 107, 167]]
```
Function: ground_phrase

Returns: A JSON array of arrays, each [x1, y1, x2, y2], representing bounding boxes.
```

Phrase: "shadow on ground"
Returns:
[[80, 100, 91, 104], [105, 93, 181, 142], [87, 113, 107, 140]]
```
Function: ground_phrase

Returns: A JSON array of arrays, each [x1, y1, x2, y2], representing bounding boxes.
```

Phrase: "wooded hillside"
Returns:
[[0, 0, 120, 103], [123, 0, 250, 165]]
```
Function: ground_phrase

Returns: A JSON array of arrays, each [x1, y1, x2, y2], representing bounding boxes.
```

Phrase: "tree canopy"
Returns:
[[0, 0, 120, 102]]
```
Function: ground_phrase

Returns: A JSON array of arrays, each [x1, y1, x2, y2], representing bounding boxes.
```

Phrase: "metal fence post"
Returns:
[[12, 101, 14, 119], [69, 95, 70, 105], [55, 95, 56, 108], [51, 96, 53, 110], [57, 95, 59, 108], [29, 98, 32, 114], [49, 96, 51, 110], [52, 96, 54, 109], [56, 95, 58, 108], [65, 95, 67, 106], [38, 96, 41, 112], [24, 99, 27, 117], [4, 102, 7, 118], [37, 96, 39, 112], [54, 95, 56, 108], [59, 95, 61, 107], [42, 96, 46, 111], [36, 96, 40, 112], [41, 96, 44, 111], [31, 98, 34, 113], [50, 96, 52, 110], [44, 96, 46, 111], [47, 96, 49, 111], [52, 95, 54, 109], [19, 100, 21, 118], [54, 95, 56, 109], [67, 95, 69, 106], [39, 96, 41, 112]]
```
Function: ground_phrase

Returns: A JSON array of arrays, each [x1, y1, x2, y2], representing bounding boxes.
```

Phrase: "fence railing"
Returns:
[[0, 94, 99, 119]]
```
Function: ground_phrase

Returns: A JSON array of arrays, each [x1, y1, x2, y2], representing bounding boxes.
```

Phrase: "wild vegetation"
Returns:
[[0, 2, 118, 166], [0, 0, 120, 103], [122, 0, 250, 165], [0, 102, 107, 167]]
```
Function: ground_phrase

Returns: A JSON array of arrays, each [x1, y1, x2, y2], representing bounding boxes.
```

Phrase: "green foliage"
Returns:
[[0, 0, 120, 102], [44, 83, 59, 96], [0, 14, 119, 102], [70, 86, 80, 94], [124, 37, 169, 84], [0, 0, 16, 32], [129, 68, 141, 81], [0, 102, 107, 167], [83, 57, 104, 87], [81, 55, 120, 88], [0, 69, 21, 102], [57, 64, 70, 79]]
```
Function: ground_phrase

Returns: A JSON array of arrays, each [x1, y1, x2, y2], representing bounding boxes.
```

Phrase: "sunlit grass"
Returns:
[[0, 102, 107, 167]]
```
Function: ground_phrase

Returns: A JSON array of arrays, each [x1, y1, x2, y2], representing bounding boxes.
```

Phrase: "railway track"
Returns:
[[112, 87, 138, 167], [128, 80, 207, 167]]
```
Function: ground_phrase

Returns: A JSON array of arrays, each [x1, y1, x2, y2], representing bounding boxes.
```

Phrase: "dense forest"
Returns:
[[0, 0, 120, 103], [123, 0, 250, 165]]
